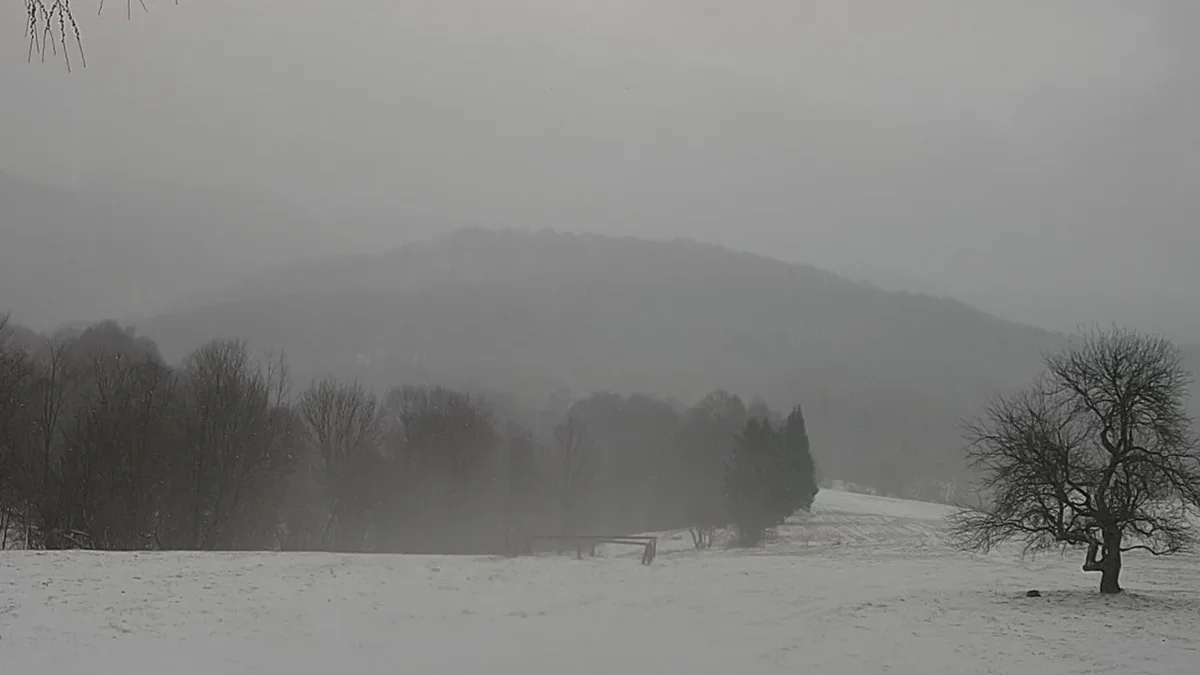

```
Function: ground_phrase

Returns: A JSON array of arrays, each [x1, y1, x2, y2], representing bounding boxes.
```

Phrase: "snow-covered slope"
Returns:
[[2, 491, 1198, 674], [653, 489, 953, 557]]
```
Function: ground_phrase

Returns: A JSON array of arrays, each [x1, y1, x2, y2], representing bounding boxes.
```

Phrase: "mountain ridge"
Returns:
[[133, 227, 1068, 491]]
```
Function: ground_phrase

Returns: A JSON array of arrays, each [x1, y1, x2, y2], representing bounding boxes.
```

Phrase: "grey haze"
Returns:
[[2, 0, 1197, 336]]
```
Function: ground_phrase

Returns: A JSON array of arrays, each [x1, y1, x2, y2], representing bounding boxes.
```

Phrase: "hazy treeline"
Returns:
[[132, 228, 1057, 504], [0, 315, 816, 553]]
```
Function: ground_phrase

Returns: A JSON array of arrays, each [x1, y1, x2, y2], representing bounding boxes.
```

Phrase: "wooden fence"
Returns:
[[515, 534, 658, 565]]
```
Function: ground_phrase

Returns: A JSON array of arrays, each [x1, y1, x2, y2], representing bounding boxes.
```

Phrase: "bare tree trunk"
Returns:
[[1100, 530, 1123, 595], [1083, 531, 1124, 594]]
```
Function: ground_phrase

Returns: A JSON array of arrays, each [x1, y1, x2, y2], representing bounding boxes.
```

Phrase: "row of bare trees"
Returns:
[[0, 316, 294, 549], [1, 314, 802, 553], [284, 382, 791, 553]]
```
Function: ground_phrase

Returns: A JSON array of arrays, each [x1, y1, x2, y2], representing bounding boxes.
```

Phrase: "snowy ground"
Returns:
[[3, 490, 1199, 674]]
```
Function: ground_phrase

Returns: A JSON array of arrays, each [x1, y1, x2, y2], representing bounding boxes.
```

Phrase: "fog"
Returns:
[[3, 0, 1198, 337], [7, 6, 1200, 665]]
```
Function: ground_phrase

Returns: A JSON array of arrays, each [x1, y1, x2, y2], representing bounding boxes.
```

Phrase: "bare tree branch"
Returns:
[[297, 377, 379, 550], [24, 0, 177, 70], [552, 416, 589, 536], [24, 1, 85, 71]]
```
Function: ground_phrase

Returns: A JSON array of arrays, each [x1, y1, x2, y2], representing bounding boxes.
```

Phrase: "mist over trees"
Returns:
[[0, 313, 819, 553], [135, 228, 1062, 504]]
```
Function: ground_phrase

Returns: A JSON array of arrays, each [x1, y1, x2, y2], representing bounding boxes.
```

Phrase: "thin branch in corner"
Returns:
[[96, 0, 153, 19], [25, 0, 169, 71], [25, 0, 84, 71]]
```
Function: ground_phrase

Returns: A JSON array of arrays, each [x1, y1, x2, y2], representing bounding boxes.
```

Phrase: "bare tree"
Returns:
[[552, 416, 589, 537], [0, 312, 16, 341], [171, 339, 296, 549], [297, 377, 379, 550], [57, 354, 181, 549], [0, 314, 31, 448], [1, 318, 180, 549], [0, 314, 35, 547], [377, 385, 498, 553], [263, 349, 293, 406], [12, 335, 86, 546], [688, 524, 716, 550], [31, 338, 80, 482], [498, 422, 540, 554], [383, 386, 496, 477], [950, 328, 1200, 594]]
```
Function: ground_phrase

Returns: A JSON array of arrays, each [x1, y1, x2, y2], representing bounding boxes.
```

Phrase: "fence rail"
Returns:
[[518, 534, 658, 565]]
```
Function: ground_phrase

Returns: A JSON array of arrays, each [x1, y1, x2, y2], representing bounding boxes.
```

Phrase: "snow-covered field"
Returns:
[[3, 490, 1198, 674]]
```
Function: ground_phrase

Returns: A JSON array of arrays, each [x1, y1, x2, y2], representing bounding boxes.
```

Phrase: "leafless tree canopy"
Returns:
[[372, 385, 502, 552], [0, 315, 33, 430], [950, 327, 1200, 593], [2, 308, 812, 555], [552, 416, 589, 535], [174, 339, 297, 549], [57, 353, 181, 548], [553, 417, 588, 488], [299, 377, 378, 475], [1, 325, 298, 550], [296, 377, 379, 550], [0, 315, 35, 545]]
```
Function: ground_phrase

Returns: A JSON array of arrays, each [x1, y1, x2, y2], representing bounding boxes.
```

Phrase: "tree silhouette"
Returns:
[[950, 328, 1200, 594]]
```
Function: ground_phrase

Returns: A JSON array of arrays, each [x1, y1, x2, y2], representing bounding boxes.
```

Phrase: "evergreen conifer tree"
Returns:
[[725, 418, 777, 546], [775, 405, 819, 517]]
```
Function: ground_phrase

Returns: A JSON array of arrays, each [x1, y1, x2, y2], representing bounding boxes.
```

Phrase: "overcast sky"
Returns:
[[3, 1, 1197, 337]]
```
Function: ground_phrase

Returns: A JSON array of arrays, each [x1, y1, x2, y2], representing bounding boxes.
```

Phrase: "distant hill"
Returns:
[[137, 228, 1068, 492]]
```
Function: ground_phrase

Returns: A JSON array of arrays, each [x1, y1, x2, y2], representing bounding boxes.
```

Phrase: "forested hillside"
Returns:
[[137, 229, 1067, 494]]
